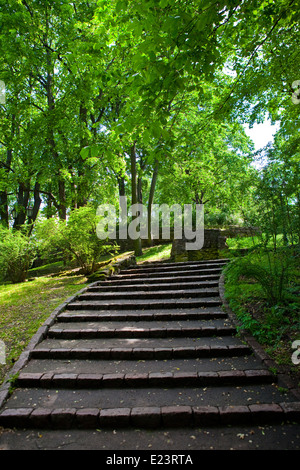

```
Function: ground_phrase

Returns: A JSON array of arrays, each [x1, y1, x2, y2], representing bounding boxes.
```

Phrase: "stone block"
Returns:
[[76, 408, 99, 428], [131, 407, 161, 428], [249, 403, 283, 423], [99, 408, 131, 427], [30, 408, 51, 427], [193, 406, 219, 426], [161, 406, 193, 427], [219, 405, 251, 424]]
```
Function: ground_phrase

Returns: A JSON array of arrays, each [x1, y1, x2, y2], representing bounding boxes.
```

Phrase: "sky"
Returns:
[[243, 120, 280, 169], [244, 120, 280, 151]]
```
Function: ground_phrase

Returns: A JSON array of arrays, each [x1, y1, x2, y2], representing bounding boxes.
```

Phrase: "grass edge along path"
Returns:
[[0, 244, 172, 387], [0, 274, 89, 386]]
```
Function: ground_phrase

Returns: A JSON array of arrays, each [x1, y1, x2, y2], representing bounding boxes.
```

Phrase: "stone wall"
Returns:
[[170, 226, 261, 262], [117, 225, 261, 261], [87, 252, 136, 282], [221, 226, 261, 238], [171, 229, 228, 262]]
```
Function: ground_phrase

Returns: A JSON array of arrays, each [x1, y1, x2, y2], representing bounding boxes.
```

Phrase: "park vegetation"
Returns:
[[0, 0, 299, 384]]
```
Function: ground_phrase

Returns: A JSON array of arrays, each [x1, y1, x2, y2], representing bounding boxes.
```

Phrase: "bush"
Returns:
[[224, 247, 297, 306], [33, 217, 64, 264], [34, 206, 117, 274], [0, 226, 37, 283]]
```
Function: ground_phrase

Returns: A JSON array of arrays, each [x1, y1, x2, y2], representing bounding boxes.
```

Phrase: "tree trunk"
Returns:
[[32, 181, 42, 222], [0, 147, 13, 227], [58, 179, 67, 220], [77, 103, 88, 207], [0, 191, 9, 227], [46, 41, 67, 220], [137, 175, 143, 204], [13, 182, 30, 230], [130, 142, 142, 256], [147, 161, 159, 245], [118, 174, 125, 197]]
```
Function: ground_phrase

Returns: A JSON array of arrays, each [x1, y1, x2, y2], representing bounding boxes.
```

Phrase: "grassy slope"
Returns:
[[223, 245, 300, 387], [0, 272, 89, 385], [1, 241, 298, 388], [0, 245, 172, 386]]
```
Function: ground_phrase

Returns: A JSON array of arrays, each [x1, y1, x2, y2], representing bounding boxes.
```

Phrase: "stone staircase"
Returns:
[[0, 258, 299, 430]]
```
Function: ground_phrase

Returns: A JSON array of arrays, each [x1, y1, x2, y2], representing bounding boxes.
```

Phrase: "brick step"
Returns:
[[20, 355, 268, 377], [35, 335, 243, 350], [51, 319, 232, 333], [98, 274, 221, 286], [66, 298, 222, 311], [78, 288, 220, 301], [1, 402, 299, 429], [122, 260, 229, 274], [16, 369, 276, 389], [30, 344, 251, 360], [111, 267, 223, 279], [54, 318, 230, 331], [131, 258, 229, 268], [0, 383, 291, 411], [48, 325, 236, 339], [89, 280, 220, 292], [131, 258, 230, 269], [58, 308, 227, 322]]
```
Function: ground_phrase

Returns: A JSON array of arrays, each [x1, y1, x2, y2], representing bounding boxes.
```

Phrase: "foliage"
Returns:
[[251, 133, 300, 247], [136, 243, 172, 264], [224, 247, 298, 305], [0, 0, 299, 258], [0, 226, 36, 283], [0, 273, 88, 385], [34, 206, 117, 274], [224, 249, 299, 380]]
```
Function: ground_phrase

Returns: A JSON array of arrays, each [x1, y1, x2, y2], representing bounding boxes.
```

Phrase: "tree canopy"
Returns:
[[0, 0, 299, 254]]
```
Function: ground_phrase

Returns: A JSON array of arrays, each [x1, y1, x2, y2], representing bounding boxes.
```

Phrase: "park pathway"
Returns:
[[0, 258, 299, 440]]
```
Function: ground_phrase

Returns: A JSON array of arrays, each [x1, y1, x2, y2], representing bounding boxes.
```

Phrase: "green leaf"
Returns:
[[80, 147, 90, 160]]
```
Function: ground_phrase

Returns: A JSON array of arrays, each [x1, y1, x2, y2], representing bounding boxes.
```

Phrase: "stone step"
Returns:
[[122, 260, 229, 274], [19, 355, 268, 377], [30, 344, 251, 360], [90, 280, 220, 292], [1, 383, 291, 411], [66, 298, 222, 311], [111, 267, 224, 279], [1, 402, 299, 429], [99, 274, 221, 286], [1, 257, 298, 436], [78, 288, 220, 302], [47, 325, 236, 339], [16, 369, 276, 389], [58, 308, 227, 322], [54, 318, 231, 330], [131, 258, 229, 268], [35, 335, 244, 349]]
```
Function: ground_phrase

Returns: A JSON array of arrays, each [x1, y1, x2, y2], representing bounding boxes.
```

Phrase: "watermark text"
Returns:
[[0, 340, 6, 365], [0, 80, 5, 104], [96, 197, 204, 250]]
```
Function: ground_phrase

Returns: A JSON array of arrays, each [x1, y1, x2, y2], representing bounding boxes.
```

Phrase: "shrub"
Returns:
[[34, 206, 117, 274], [224, 248, 297, 306], [0, 226, 37, 283], [33, 217, 64, 264]]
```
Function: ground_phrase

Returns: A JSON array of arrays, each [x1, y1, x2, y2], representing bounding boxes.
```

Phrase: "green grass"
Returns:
[[225, 233, 295, 253], [226, 235, 262, 250], [136, 243, 172, 264], [0, 245, 172, 386], [224, 249, 300, 385], [0, 273, 88, 386], [1, 241, 298, 389]]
